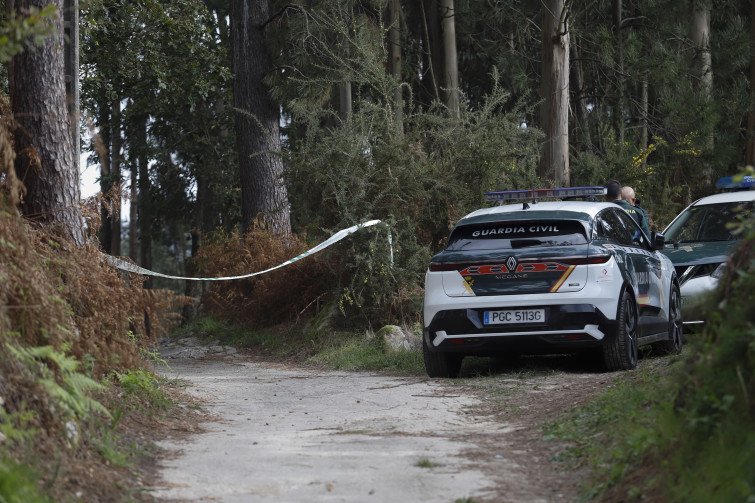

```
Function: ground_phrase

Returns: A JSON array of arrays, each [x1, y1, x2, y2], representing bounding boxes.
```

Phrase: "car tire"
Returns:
[[603, 290, 639, 371], [423, 337, 463, 378], [654, 284, 683, 355]]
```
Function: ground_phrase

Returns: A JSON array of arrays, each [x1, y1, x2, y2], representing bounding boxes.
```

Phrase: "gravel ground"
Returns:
[[148, 338, 620, 503]]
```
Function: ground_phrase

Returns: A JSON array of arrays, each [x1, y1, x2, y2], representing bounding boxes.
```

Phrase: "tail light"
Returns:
[[429, 254, 610, 272]]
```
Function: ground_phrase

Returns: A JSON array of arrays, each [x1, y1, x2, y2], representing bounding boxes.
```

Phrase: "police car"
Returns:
[[422, 187, 682, 377], [661, 176, 755, 318]]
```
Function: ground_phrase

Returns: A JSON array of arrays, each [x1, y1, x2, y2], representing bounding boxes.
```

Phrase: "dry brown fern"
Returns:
[[196, 223, 335, 328]]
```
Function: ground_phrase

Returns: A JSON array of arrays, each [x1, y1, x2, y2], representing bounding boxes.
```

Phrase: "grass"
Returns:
[[175, 315, 426, 375], [415, 457, 440, 468], [0, 457, 53, 503], [306, 337, 424, 374], [542, 363, 677, 498]]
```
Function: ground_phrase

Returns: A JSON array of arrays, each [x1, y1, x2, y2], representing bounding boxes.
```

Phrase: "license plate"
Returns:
[[484, 309, 545, 325]]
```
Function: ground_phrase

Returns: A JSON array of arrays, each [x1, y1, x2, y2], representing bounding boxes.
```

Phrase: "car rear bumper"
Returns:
[[424, 304, 616, 355]]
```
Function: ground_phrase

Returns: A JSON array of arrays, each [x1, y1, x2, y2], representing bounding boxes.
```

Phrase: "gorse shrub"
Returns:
[[283, 74, 542, 326]]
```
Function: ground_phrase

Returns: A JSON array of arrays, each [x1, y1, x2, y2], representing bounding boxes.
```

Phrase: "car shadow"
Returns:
[[457, 347, 668, 378]]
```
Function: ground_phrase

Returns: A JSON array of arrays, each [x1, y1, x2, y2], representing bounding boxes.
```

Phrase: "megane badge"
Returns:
[[506, 256, 517, 272]]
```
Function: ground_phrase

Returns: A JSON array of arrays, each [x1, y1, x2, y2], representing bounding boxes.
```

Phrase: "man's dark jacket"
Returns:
[[612, 199, 651, 237]]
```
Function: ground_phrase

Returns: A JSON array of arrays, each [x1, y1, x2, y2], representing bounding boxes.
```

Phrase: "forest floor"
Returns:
[[135, 336, 643, 503]]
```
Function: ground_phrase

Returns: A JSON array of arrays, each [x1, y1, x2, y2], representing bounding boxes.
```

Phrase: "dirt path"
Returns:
[[149, 339, 616, 503]]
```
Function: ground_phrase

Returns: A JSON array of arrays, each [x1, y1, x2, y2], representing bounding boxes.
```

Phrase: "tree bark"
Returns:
[[98, 100, 112, 253], [612, 0, 626, 144], [388, 0, 403, 130], [417, 0, 441, 106], [746, 0, 755, 166], [135, 114, 152, 288], [440, 0, 459, 117], [539, 0, 570, 186], [569, 33, 592, 153], [230, 0, 291, 236], [110, 100, 122, 256], [9, 0, 85, 245], [692, 0, 713, 153], [129, 158, 138, 262]]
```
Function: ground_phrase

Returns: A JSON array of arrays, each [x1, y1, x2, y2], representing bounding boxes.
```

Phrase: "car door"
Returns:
[[611, 208, 666, 333], [595, 209, 664, 331]]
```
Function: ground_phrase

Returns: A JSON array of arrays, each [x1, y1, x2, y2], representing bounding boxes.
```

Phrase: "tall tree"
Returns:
[[9, 0, 85, 245], [747, 0, 755, 166], [539, 0, 570, 185], [440, 0, 459, 117], [230, 0, 291, 236], [388, 0, 402, 129], [692, 0, 713, 153]]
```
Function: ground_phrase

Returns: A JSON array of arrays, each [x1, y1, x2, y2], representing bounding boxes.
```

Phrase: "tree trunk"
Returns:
[[692, 0, 713, 153], [439, 0, 459, 117], [640, 73, 649, 166], [388, 0, 403, 130], [110, 100, 122, 256], [569, 33, 593, 153], [9, 0, 85, 245], [98, 101, 112, 253], [539, 0, 570, 186], [613, 0, 625, 144], [230, 0, 291, 236], [746, 0, 755, 166], [135, 114, 152, 288], [418, 0, 441, 106], [129, 158, 138, 262]]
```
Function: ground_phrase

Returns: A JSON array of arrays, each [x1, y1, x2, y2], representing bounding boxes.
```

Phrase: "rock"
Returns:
[[374, 325, 420, 353]]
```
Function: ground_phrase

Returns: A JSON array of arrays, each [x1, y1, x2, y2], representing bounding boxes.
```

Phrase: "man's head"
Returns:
[[604, 179, 622, 201], [621, 186, 637, 205]]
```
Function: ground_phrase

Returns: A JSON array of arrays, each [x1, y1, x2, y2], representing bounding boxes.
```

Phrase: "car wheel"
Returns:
[[603, 290, 639, 371], [654, 285, 683, 355], [423, 336, 463, 378]]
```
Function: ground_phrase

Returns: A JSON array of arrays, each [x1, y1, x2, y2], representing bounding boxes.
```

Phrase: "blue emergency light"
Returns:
[[715, 175, 754, 191], [484, 186, 607, 205]]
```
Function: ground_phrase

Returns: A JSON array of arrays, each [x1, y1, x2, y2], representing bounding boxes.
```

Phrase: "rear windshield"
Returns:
[[446, 220, 588, 251], [664, 201, 753, 243]]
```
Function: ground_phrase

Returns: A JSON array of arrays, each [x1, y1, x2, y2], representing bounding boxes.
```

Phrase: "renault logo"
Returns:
[[506, 256, 517, 272]]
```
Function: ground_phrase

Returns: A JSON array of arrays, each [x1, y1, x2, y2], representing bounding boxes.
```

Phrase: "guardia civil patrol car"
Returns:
[[422, 187, 682, 378]]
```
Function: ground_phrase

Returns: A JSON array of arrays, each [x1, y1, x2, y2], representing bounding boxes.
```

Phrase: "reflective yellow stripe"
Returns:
[[549, 265, 576, 292]]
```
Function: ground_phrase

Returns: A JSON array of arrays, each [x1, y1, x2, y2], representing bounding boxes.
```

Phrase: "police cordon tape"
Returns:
[[107, 219, 392, 281]]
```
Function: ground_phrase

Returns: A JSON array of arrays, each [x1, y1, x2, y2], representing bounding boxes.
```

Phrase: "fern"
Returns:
[[5, 344, 111, 422]]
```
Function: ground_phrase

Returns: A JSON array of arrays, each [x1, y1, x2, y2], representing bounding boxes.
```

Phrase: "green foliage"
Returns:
[[415, 457, 439, 468], [0, 458, 52, 503], [548, 174, 755, 501], [113, 368, 172, 410], [0, 408, 39, 445], [6, 344, 111, 422], [0, 5, 57, 64], [285, 70, 541, 324], [95, 430, 131, 469]]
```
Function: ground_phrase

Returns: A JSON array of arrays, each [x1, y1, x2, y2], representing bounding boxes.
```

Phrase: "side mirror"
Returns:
[[651, 231, 665, 250]]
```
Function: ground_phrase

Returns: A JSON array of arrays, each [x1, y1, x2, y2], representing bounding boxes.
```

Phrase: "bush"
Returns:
[[284, 74, 542, 326]]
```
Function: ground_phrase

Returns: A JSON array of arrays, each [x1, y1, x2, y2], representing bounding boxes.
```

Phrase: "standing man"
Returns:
[[604, 180, 651, 237], [622, 186, 652, 236]]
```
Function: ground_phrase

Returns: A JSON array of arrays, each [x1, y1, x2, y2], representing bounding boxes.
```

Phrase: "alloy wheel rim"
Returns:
[[671, 290, 682, 350], [626, 298, 638, 364]]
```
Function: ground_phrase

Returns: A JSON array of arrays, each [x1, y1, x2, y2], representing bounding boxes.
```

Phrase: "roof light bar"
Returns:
[[716, 176, 754, 191], [484, 186, 607, 203]]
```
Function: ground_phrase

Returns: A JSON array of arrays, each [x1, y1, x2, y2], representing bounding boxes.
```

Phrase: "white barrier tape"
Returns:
[[107, 219, 390, 281]]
